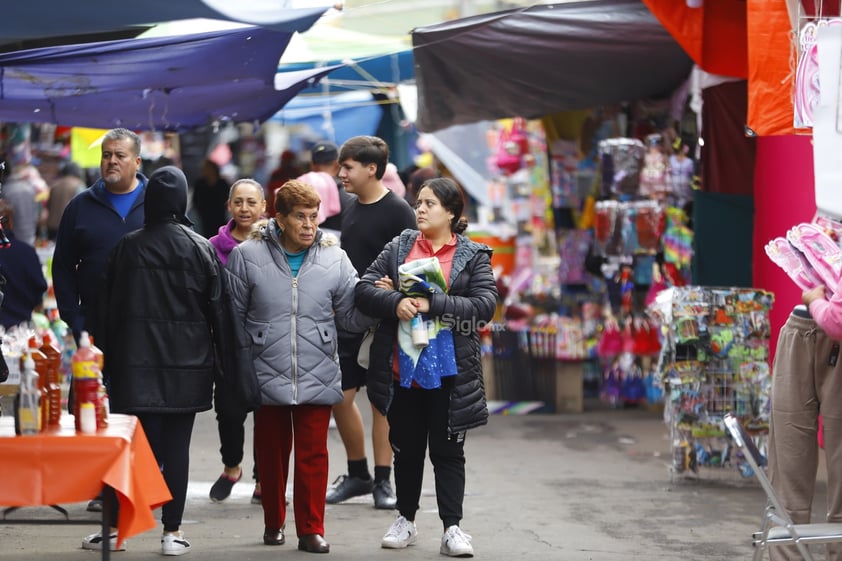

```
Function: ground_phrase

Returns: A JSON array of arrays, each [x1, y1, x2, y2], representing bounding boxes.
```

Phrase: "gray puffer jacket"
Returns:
[[226, 220, 373, 406]]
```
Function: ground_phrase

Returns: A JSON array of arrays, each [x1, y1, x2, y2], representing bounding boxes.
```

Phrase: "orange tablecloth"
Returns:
[[0, 413, 172, 544]]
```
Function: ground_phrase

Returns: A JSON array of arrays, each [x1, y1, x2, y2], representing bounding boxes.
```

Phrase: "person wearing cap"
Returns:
[[296, 141, 354, 240], [90, 165, 235, 556], [296, 141, 342, 237]]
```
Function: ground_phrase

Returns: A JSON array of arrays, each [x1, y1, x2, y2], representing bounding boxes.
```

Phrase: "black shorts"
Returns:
[[338, 332, 368, 391]]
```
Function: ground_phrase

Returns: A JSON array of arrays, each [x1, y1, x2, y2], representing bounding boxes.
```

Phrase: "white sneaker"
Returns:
[[440, 525, 474, 557], [81, 531, 126, 552], [381, 515, 418, 549], [161, 531, 191, 556]]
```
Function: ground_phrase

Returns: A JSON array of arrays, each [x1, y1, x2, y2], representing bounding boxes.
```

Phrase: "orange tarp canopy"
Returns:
[[642, 0, 747, 78]]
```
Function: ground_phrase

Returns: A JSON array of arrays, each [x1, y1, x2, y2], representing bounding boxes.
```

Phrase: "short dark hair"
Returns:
[[103, 128, 141, 157], [338, 136, 389, 180], [274, 179, 321, 215]]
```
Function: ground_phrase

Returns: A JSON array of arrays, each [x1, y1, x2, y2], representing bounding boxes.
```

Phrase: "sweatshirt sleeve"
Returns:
[[809, 289, 842, 340]]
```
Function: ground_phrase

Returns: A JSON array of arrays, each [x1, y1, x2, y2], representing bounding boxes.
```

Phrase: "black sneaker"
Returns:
[[325, 474, 373, 504], [373, 479, 397, 510], [86, 499, 103, 513], [209, 469, 242, 502]]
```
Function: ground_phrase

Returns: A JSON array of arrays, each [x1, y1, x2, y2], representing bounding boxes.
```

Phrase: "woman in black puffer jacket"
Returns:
[[355, 177, 497, 557]]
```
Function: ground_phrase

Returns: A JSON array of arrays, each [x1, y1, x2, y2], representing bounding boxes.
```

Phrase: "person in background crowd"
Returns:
[[46, 161, 85, 240], [769, 286, 842, 561], [405, 166, 438, 208], [226, 179, 374, 554], [0, 158, 45, 247], [52, 127, 146, 344], [267, 149, 303, 204], [192, 159, 231, 238], [90, 166, 233, 556], [52, 128, 147, 513], [355, 177, 497, 557], [381, 163, 407, 199], [297, 151, 341, 233], [208, 178, 266, 505], [301, 141, 354, 241], [0, 201, 47, 330], [326, 135, 416, 510]]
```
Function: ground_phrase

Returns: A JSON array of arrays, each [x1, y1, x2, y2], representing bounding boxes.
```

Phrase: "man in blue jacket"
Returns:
[[52, 128, 146, 344], [51, 127, 146, 516]]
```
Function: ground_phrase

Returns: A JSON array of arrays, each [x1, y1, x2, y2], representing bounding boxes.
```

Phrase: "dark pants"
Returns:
[[215, 407, 259, 482], [104, 412, 195, 532], [387, 379, 466, 529], [142, 412, 195, 532], [254, 404, 332, 537]]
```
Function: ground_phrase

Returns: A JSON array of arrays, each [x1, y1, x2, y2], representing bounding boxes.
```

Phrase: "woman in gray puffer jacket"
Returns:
[[226, 179, 373, 554]]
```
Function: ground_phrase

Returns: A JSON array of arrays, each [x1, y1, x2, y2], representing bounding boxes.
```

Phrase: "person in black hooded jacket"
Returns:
[[88, 165, 234, 556]]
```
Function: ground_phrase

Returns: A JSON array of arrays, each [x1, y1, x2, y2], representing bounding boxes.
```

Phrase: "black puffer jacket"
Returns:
[[96, 166, 231, 414], [355, 229, 498, 433]]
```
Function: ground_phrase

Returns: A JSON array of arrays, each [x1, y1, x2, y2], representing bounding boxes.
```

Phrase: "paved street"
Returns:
[[0, 394, 831, 560]]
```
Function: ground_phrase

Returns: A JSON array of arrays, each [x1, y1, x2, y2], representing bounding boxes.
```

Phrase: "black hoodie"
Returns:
[[144, 165, 194, 227], [95, 165, 237, 414]]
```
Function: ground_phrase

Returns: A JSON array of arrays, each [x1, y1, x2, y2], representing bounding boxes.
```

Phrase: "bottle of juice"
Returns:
[[72, 332, 100, 433], [39, 332, 63, 428]]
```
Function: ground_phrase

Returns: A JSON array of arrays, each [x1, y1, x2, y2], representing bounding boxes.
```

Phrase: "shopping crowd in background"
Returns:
[[0, 127, 498, 558]]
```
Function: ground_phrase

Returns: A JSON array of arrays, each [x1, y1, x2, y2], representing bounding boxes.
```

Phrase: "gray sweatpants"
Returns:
[[768, 307, 842, 561]]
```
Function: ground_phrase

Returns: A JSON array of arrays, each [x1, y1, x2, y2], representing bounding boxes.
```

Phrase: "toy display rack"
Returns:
[[647, 286, 774, 482]]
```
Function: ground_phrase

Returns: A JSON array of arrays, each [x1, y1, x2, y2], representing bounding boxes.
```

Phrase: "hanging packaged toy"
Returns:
[[494, 117, 529, 175]]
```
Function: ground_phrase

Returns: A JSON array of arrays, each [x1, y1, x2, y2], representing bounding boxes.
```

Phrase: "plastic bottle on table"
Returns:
[[39, 332, 63, 428], [20, 337, 49, 431], [72, 332, 100, 434], [15, 352, 41, 435], [89, 336, 108, 429]]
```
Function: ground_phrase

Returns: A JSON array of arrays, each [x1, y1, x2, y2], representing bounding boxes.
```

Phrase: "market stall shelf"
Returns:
[[491, 327, 585, 413]]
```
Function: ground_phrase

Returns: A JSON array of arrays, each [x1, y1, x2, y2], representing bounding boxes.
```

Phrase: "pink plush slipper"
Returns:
[[787, 223, 842, 289], [765, 237, 825, 292]]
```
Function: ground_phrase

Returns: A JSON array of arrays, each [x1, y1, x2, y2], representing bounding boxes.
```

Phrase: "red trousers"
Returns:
[[254, 404, 332, 537]]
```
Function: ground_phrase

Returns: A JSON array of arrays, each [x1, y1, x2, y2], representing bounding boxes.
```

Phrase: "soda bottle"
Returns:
[[20, 337, 49, 432], [40, 332, 63, 428], [15, 352, 41, 435], [72, 332, 100, 433]]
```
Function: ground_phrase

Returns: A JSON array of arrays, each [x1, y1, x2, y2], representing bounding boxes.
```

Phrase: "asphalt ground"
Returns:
[[0, 393, 832, 561]]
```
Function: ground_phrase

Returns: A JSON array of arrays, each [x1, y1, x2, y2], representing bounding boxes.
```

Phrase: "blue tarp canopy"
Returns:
[[0, 10, 338, 130], [271, 90, 383, 144], [279, 49, 414, 94]]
